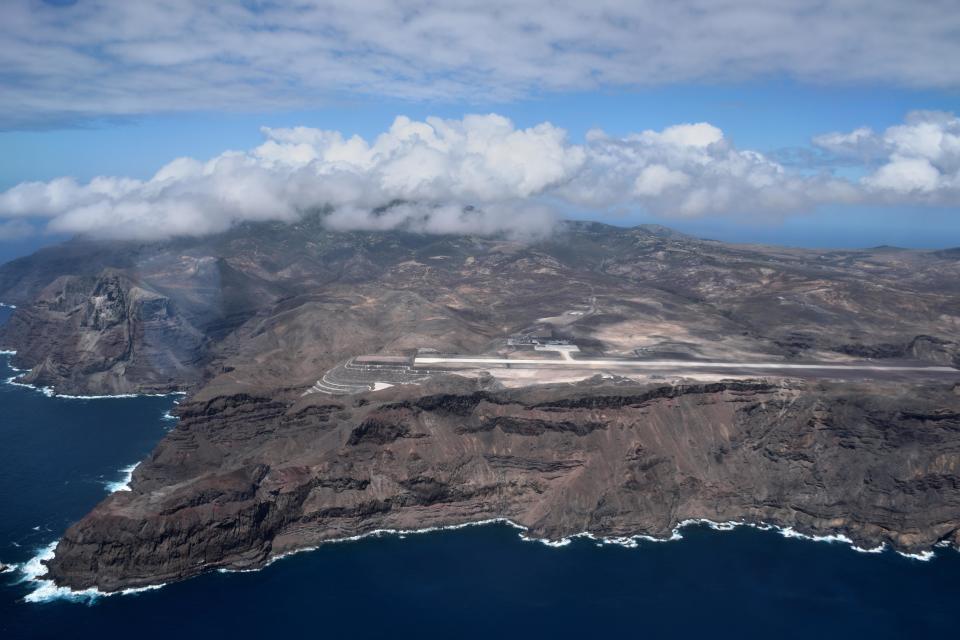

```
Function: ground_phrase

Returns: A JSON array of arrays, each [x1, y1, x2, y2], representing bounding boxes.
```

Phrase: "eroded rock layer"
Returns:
[[47, 377, 960, 592], [2, 221, 959, 591]]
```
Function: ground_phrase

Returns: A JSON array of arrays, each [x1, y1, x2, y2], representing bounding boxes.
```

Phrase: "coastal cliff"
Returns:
[[46, 377, 960, 592], [1, 270, 206, 394], [2, 222, 959, 593]]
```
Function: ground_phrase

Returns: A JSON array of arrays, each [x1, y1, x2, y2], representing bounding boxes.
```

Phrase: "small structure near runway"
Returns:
[[507, 330, 575, 348], [534, 343, 579, 353]]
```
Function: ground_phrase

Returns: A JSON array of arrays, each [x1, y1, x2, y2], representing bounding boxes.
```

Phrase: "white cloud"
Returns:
[[655, 123, 725, 148], [0, 112, 956, 240], [324, 202, 558, 237], [561, 123, 855, 217], [865, 158, 942, 194], [816, 110, 960, 201], [0, 114, 586, 239], [2, 1, 960, 127], [812, 127, 886, 160], [633, 165, 691, 197]]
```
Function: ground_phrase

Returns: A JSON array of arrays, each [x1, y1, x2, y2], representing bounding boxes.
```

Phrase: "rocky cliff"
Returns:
[[1, 269, 206, 394], [46, 377, 960, 592], [3, 221, 959, 592]]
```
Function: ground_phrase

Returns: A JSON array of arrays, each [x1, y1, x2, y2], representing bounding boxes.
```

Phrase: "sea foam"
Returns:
[[103, 463, 140, 493], [514, 518, 920, 558], [5, 376, 55, 396], [2, 351, 186, 400], [239, 516, 938, 565], [19, 515, 954, 604], [2, 368, 185, 400], [54, 391, 187, 400], [17, 541, 164, 604], [3, 348, 948, 596], [254, 518, 529, 569]]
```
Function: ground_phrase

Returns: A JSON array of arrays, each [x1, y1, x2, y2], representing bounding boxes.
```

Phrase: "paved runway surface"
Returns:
[[414, 356, 960, 380]]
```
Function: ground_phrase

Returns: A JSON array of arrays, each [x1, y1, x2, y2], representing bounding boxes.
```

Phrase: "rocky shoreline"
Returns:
[[3, 223, 959, 594], [39, 376, 960, 592]]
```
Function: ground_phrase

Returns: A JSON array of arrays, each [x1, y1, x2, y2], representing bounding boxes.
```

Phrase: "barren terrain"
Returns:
[[1, 218, 959, 592]]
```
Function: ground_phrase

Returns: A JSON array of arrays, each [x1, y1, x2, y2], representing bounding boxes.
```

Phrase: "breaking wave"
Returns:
[[15, 541, 164, 604], [2, 369, 185, 401], [103, 463, 139, 493], [518, 518, 935, 560], [242, 516, 946, 570], [3, 352, 188, 400], [16, 515, 948, 604], [4, 380, 185, 401]]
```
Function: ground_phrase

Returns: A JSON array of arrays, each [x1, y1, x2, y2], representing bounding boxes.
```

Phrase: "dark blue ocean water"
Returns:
[[2, 306, 960, 639]]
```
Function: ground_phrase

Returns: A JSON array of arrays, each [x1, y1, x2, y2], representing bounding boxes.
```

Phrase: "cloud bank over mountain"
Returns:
[[3, 0, 960, 127], [0, 111, 957, 240]]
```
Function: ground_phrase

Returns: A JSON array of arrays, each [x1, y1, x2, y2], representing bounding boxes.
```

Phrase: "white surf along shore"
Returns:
[[102, 403, 183, 494], [0, 326, 188, 602], [12, 515, 947, 605], [1, 348, 185, 400], [0, 307, 946, 603], [3, 345, 181, 494], [15, 541, 165, 604], [102, 463, 140, 494]]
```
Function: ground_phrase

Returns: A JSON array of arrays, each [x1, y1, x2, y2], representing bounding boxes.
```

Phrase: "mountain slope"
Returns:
[[2, 220, 959, 395], [3, 220, 960, 592]]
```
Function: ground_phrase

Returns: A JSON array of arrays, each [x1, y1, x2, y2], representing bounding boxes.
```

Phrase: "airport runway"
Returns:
[[413, 356, 960, 380]]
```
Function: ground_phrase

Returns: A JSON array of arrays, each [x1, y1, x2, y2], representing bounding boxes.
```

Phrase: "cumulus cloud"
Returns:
[[559, 124, 858, 218], [0, 114, 586, 239], [2, 1, 960, 127], [815, 111, 960, 202], [2, 111, 956, 240]]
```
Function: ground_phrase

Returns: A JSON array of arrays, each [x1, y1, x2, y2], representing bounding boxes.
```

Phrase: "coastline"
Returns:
[[1, 307, 950, 606], [0, 368, 184, 604], [102, 463, 140, 494], [16, 514, 950, 604], [2, 350, 186, 400]]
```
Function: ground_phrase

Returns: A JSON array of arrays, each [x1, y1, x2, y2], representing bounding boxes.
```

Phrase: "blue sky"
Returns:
[[1, 1, 959, 255], [5, 82, 956, 188]]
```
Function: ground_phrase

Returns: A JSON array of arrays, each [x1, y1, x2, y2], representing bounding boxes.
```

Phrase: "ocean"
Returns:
[[2, 305, 959, 639]]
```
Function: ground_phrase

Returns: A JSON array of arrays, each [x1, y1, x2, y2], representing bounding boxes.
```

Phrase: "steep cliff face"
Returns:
[[4, 223, 960, 593], [1, 269, 206, 394], [46, 378, 960, 592]]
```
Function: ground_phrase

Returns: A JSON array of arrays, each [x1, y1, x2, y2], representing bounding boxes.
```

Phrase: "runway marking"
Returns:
[[414, 357, 959, 373]]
